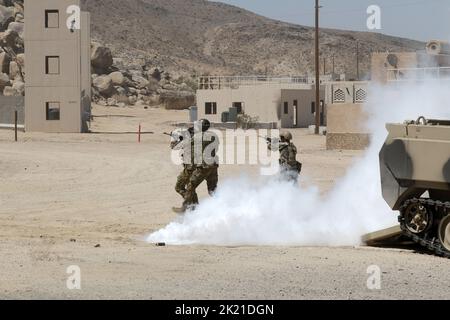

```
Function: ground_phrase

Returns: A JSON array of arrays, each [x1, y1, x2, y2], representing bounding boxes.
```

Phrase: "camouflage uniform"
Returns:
[[278, 142, 299, 183], [175, 166, 198, 203], [268, 135, 300, 183], [171, 129, 197, 203], [183, 130, 219, 209]]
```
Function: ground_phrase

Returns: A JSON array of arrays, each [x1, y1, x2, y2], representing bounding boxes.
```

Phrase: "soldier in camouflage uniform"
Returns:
[[181, 119, 219, 212], [170, 127, 198, 212], [268, 130, 301, 183]]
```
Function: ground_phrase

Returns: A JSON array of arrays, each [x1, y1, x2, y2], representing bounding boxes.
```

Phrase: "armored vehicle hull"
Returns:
[[380, 117, 450, 257]]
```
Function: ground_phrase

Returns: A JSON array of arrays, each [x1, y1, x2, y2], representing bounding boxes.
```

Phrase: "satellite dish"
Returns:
[[386, 54, 398, 68]]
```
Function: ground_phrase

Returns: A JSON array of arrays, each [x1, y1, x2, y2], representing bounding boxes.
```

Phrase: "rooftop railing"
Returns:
[[387, 67, 450, 82], [198, 75, 311, 90]]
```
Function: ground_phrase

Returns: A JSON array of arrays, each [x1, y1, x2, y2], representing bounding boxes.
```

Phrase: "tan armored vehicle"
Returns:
[[379, 117, 450, 257]]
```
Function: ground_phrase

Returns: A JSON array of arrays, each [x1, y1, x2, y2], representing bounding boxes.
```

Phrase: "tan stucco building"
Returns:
[[25, 0, 91, 133], [196, 76, 326, 129], [371, 47, 450, 83], [327, 41, 450, 150], [324, 81, 369, 150]]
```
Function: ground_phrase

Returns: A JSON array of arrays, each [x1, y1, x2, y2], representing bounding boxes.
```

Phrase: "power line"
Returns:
[[281, 0, 448, 18]]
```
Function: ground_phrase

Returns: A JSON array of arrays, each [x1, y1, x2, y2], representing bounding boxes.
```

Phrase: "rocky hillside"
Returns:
[[90, 42, 196, 109], [81, 0, 424, 79], [0, 0, 24, 97]]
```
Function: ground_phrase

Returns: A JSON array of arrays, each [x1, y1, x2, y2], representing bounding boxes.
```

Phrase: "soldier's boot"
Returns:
[[172, 206, 187, 214], [172, 203, 197, 215]]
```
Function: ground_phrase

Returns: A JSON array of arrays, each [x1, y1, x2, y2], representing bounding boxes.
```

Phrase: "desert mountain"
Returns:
[[81, 0, 424, 79]]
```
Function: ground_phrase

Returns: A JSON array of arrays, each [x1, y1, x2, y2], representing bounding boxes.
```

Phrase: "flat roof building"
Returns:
[[196, 76, 326, 129], [326, 40, 450, 150], [25, 0, 91, 133]]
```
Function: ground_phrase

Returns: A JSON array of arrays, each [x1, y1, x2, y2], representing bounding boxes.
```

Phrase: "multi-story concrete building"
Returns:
[[25, 0, 91, 133], [196, 76, 326, 129]]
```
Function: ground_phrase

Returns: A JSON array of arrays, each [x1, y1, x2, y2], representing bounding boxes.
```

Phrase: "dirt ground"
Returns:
[[0, 105, 449, 300]]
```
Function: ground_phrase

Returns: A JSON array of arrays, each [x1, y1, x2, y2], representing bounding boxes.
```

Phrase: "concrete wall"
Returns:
[[80, 12, 91, 132], [24, 0, 90, 133], [326, 103, 370, 150], [372, 51, 450, 84], [325, 81, 368, 105], [196, 83, 321, 128], [197, 84, 282, 125], [371, 52, 418, 83], [0, 96, 24, 124], [280, 88, 325, 128]]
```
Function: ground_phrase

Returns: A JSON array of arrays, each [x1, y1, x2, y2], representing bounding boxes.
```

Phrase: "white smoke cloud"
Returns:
[[147, 79, 450, 246]]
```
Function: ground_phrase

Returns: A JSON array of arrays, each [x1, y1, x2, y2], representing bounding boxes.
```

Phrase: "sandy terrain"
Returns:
[[0, 105, 449, 300]]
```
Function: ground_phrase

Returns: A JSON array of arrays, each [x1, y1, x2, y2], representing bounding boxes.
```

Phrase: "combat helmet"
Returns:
[[196, 119, 211, 132], [280, 130, 293, 142]]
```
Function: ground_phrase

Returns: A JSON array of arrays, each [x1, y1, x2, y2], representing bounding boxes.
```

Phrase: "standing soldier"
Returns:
[[170, 127, 197, 213], [181, 119, 220, 212], [267, 130, 302, 183]]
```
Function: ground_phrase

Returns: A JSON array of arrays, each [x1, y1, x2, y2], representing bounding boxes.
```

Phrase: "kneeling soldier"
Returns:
[[268, 130, 302, 183]]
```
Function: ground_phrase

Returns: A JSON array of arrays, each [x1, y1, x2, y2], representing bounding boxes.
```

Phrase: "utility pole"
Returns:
[[356, 40, 360, 81], [315, 0, 321, 135], [14, 110, 18, 142], [332, 54, 335, 75], [323, 57, 326, 75]]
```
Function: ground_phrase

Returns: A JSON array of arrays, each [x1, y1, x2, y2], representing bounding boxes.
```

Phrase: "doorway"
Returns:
[[232, 102, 244, 114], [293, 100, 298, 127]]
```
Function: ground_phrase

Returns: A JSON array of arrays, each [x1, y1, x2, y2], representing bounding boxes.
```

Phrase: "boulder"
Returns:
[[114, 86, 126, 96], [147, 95, 161, 106], [92, 75, 116, 97], [97, 98, 107, 106], [112, 91, 129, 104], [8, 60, 19, 80], [13, 2, 23, 16], [132, 74, 149, 89], [129, 69, 142, 77], [0, 29, 19, 47], [147, 78, 159, 92], [162, 83, 179, 91], [0, 71, 8, 89], [91, 44, 113, 70], [15, 52, 24, 67], [106, 97, 118, 106], [12, 80, 24, 95], [128, 95, 137, 105], [135, 100, 147, 107], [109, 71, 125, 86], [3, 85, 14, 96], [14, 12, 23, 23], [0, 51, 11, 73], [179, 82, 193, 92], [0, 5, 14, 31], [7, 21, 22, 36], [159, 90, 195, 110]]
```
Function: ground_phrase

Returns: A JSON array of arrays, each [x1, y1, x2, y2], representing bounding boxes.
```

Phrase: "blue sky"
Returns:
[[213, 0, 450, 41]]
